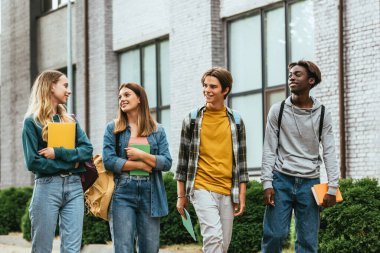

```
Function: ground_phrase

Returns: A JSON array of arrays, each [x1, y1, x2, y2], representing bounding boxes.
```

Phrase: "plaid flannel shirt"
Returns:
[[175, 105, 249, 204]]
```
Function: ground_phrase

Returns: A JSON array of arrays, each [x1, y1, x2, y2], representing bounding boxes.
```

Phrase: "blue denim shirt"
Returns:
[[102, 121, 172, 217]]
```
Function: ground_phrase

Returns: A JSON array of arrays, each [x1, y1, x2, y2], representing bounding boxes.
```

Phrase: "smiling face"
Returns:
[[288, 65, 315, 95], [51, 75, 71, 104], [119, 87, 140, 113], [203, 75, 229, 108]]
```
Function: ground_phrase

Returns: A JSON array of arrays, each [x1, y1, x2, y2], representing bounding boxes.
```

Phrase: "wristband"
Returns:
[[177, 195, 186, 198]]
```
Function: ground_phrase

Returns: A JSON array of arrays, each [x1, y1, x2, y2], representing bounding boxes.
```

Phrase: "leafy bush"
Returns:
[[82, 213, 111, 245], [228, 181, 266, 253], [21, 198, 32, 241], [0, 187, 33, 234], [160, 172, 200, 245], [319, 178, 380, 253]]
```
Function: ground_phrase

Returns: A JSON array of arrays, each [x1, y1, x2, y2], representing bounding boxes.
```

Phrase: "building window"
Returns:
[[119, 38, 170, 139], [41, 0, 75, 13], [227, 0, 314, 175]]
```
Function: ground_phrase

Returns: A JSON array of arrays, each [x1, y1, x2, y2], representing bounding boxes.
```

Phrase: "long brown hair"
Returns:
[[114, 83, 157, 136], [25, 70, 74, 141]]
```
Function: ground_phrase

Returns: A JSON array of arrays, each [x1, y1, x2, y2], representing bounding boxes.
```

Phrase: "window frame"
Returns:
[[226, 0, 312, 175], [118, 36, 170, 124]]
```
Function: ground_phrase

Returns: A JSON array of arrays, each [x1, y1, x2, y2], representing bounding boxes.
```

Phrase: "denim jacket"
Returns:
[[102, 121, 172, 217]]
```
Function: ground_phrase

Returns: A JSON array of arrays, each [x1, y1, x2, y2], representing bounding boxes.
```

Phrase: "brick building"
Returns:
[[1, 0, 379, 187]]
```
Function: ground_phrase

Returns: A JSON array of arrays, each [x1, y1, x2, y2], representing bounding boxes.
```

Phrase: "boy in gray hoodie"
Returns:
[[261, 60, 340, 253]]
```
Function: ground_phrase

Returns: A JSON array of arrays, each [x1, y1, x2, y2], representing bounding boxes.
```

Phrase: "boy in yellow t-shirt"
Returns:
[[175, 67, 249, 253]]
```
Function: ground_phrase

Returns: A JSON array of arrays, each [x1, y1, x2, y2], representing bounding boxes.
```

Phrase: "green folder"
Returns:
[[129, 143, 150, 176], [181, 208, 196, 241]]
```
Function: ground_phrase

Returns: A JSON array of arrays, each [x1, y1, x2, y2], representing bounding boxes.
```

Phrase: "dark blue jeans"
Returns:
[[109, 175, 160, 253], [262, 171, 320, 253]]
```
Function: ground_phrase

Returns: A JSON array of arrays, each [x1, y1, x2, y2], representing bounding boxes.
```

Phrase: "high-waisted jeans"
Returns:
[[109, 174, 160, 253], [29, 174, 84, 253]]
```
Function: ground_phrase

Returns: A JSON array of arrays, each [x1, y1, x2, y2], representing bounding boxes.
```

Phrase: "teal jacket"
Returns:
[[22, 114, 93, 178]]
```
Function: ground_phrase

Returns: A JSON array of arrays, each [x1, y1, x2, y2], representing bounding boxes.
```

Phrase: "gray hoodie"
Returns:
[[261, 96, 339, 195]]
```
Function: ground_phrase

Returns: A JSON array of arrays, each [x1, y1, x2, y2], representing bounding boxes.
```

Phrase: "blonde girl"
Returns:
[[22, 70, 93, 253]]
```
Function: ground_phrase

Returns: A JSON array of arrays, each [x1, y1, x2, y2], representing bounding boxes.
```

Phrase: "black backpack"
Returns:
[[277, 100, 325, 142]]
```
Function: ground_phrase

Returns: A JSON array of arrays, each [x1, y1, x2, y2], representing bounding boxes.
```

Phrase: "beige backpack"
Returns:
[[84, 154, 114, 221]]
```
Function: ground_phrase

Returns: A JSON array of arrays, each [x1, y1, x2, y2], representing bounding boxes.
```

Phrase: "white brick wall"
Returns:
[[113, 0, 170, 51], [87, 0, 118, 154], [314, 0, 380, 179], [37, 6, 77, 71], [0, 0, 33, 187], [343, 0, 380, 178], [220, 0, 278, 18], [169, 0, 221, 170]]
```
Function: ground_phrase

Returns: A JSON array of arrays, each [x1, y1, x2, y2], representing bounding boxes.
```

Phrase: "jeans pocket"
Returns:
[[35, 176, 54, 184], [116, 176, 131, 189]]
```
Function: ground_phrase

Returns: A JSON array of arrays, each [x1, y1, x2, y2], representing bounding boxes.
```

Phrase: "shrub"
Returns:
[[228, 181, 266, 253], [82, 213, 111, 245], [21, 198, 32, 241], [319, 178, 380, 253], [0, 187, 33, 234], [160, 172, 200, 245]]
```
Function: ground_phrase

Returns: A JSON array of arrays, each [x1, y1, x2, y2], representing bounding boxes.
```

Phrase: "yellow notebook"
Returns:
[[47, 122, 76, 149], [311, 183, 343, 206]]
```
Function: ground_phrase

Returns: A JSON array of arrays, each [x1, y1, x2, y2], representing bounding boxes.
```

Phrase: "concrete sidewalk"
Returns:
[[0, 233, 201, 253]]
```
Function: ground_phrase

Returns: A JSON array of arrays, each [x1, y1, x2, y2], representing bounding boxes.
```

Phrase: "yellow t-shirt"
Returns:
[[194, 106, 233, 195]]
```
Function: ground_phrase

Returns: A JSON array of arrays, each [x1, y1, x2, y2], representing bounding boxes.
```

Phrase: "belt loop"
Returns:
[[60, 172, 73, 177]]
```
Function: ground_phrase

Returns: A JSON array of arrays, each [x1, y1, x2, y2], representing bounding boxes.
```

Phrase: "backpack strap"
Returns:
[[232, 110, 241, 125], [232, 110, 241, 143], [277, 100, 286, 139], [189, 109, 198, 140], [319, 105, 325, 142]]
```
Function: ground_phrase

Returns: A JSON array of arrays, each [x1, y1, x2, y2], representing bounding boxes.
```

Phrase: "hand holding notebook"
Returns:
[[126, 143, 150, 176], [47, 122, 76, 149], [311, 183, 343, 206], [181, 208, 197, 241]]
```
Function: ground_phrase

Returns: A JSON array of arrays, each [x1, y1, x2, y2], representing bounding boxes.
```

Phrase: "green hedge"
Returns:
[[21, 198, 32, 241], [0, 187, 32, 235], [82, 213, 111, 245], [319, 178, 380, 253], [9, 176, 380, 252], [228, 181, 265, 253], [160, 172, 200, 245]]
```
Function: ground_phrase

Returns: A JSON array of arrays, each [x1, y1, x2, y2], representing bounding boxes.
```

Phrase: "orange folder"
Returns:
[[311, 183, 343, 206], [47, 122, 76, 149]]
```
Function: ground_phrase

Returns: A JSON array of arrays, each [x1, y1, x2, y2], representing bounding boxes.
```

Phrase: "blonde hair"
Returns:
[[25, 70, 74, 141], [114, 83, 157, 136]]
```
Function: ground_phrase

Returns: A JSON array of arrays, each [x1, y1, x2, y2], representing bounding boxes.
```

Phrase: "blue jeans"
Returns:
[[262, 171, 320, 253], [29, 175, 84, 253], [109, 175, 160, 253]]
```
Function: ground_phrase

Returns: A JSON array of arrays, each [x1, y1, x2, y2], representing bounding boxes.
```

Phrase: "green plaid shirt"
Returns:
[[175, 106, 249, 203]]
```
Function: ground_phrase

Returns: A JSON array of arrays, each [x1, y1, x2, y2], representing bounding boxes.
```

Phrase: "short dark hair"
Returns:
[[288, 60, 322, 89], [201, 67, 233, 98]]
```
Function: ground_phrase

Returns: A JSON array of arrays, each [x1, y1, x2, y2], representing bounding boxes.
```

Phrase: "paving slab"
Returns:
[[0, 233, 201, 253]]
